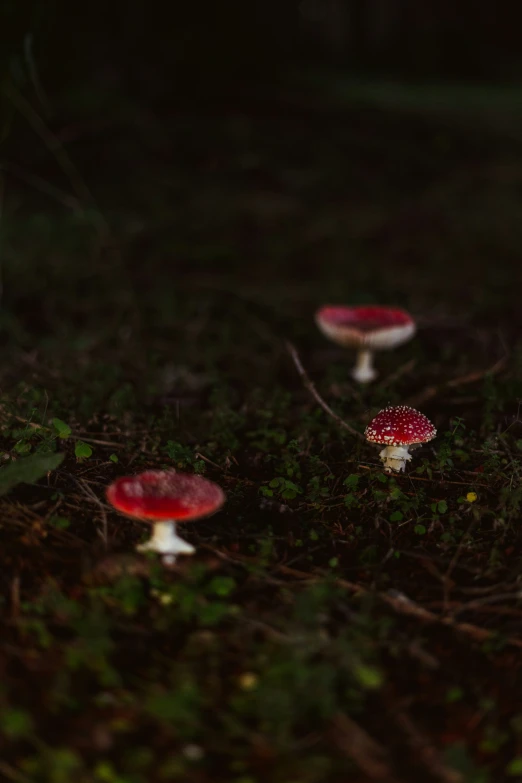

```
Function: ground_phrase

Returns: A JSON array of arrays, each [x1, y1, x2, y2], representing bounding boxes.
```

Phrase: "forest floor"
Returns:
[[1, 77, 522, 782]]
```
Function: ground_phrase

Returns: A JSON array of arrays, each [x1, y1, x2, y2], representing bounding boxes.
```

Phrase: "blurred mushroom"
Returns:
[[364, 405, 436, 473], [106, 469, 225, 565], [315, 305, 415, 383]]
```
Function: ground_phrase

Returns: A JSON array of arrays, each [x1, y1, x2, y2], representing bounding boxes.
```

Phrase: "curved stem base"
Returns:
[[378, 444, 412, 473], [136, 520, 195, 564]]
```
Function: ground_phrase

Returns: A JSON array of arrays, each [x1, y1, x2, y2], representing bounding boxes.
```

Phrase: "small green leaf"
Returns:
[[507, 758, 522, 776], [259, 486, 273, 498], [109, 453, 119, 463], [75, 441, 93, 459], [0, 452, 64, 496], [343, 474, 359, 490], [438, 500, 448, 514], [446, 687, 464, 703], [389, 511, 403, 522], [49, 515, 70, 530], [52, 418, 72, 439], [13, 441, 31, 454], [353, 664, 383, 690], [414, 524, 427, 535], [0, 708, 33, 738], [344, 494, 357, 508], [207, 576, 236, 597]]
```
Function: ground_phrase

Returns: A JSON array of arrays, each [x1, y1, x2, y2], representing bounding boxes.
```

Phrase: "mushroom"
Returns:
[[315, 305, 416, 383], [364, 405, 436, 473], [106, 469, 225, 565]]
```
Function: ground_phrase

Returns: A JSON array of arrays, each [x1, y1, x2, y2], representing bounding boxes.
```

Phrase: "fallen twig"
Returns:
[[67, 474, 110, 549], [212, 553, 522, 651], [393, 708, 463, 783], [406, 354, 508, 408], [286, 341, 365, 441], [330, 713, 395, 781], [380, 358, 417, 389], [379, 588, 522, 650], [278, 564, 522, 651]]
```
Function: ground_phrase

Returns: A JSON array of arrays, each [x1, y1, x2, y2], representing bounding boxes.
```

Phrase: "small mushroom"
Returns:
[[365, 405, 436, 473], [315, 305, 416, 383], [106, 469, 225, 565]]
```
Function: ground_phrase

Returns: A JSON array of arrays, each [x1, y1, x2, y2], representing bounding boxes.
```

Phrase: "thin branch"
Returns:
[[0, 761, 32, 783], [67, 475, 110, 549], [195, 452, 225, 472], [379, 587, 522, 650], [285, 341, 365, 441], [380, 358, 416, 389], [406, 354, 508, 408], [272, 563, 522, 652], [329, 713, 394, 781], [0, 162, 82, 211], [449, 591, 522, 617], [442, 517, 478, 613], [24, 33, 51, 116], [393, 709, 463, 783], [358, 463, 491, 488], [3, 86, 109, 237]]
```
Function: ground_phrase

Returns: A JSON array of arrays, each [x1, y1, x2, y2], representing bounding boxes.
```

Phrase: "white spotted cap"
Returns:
[[365, 405, 436, 446]]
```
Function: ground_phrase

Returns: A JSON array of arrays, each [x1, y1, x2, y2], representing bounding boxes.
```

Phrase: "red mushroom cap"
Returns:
[[106, 470, 225, 522], [315, 305, 415, 349], [365, 405, 436, 446]]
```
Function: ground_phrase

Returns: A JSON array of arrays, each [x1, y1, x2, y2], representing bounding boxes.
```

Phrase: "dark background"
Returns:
[[2, 6, 522, 783], [4, 1, 522, 107]]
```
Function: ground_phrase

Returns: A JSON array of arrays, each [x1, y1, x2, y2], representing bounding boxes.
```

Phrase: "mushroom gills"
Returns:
[[136, 520, 195, 560], [378, 445, 413, 473]]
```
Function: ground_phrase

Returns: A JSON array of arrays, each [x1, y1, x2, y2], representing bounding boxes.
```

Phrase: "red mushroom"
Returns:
[[364, 405, 436, 473], [106, 469, 225, 564], [315, 305, 415, 383]]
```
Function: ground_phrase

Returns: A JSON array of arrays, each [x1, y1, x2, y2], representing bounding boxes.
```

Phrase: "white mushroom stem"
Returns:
[[378, 445, 412, 473], [352, 349, 377, 384], [136, 520, 195, 565]]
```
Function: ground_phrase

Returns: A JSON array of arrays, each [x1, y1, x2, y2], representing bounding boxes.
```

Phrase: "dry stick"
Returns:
[[4, 86, 109, 237], [3, 413, 124, 449], [377, 588, 522, 650], [216, 550, 522, 650], [406, 354, 508, 408], [285, 341, 365, 441], [442, 517, 478, 614], [69, 476, 110, 549], [450, 591, 522, 616], [0, 761, 32, 783], [272, 564, 522, 651], [72, 435, 125, 449], [393, 709, 463, 783], [380, 358, 416, 389], [0, 162, 81, 211], [329, 713, 395, 782], [24, 33, 52, 117], [220, 552, 517, 649], [358, 463, 491, 488], [195, 452, 225, 472]]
